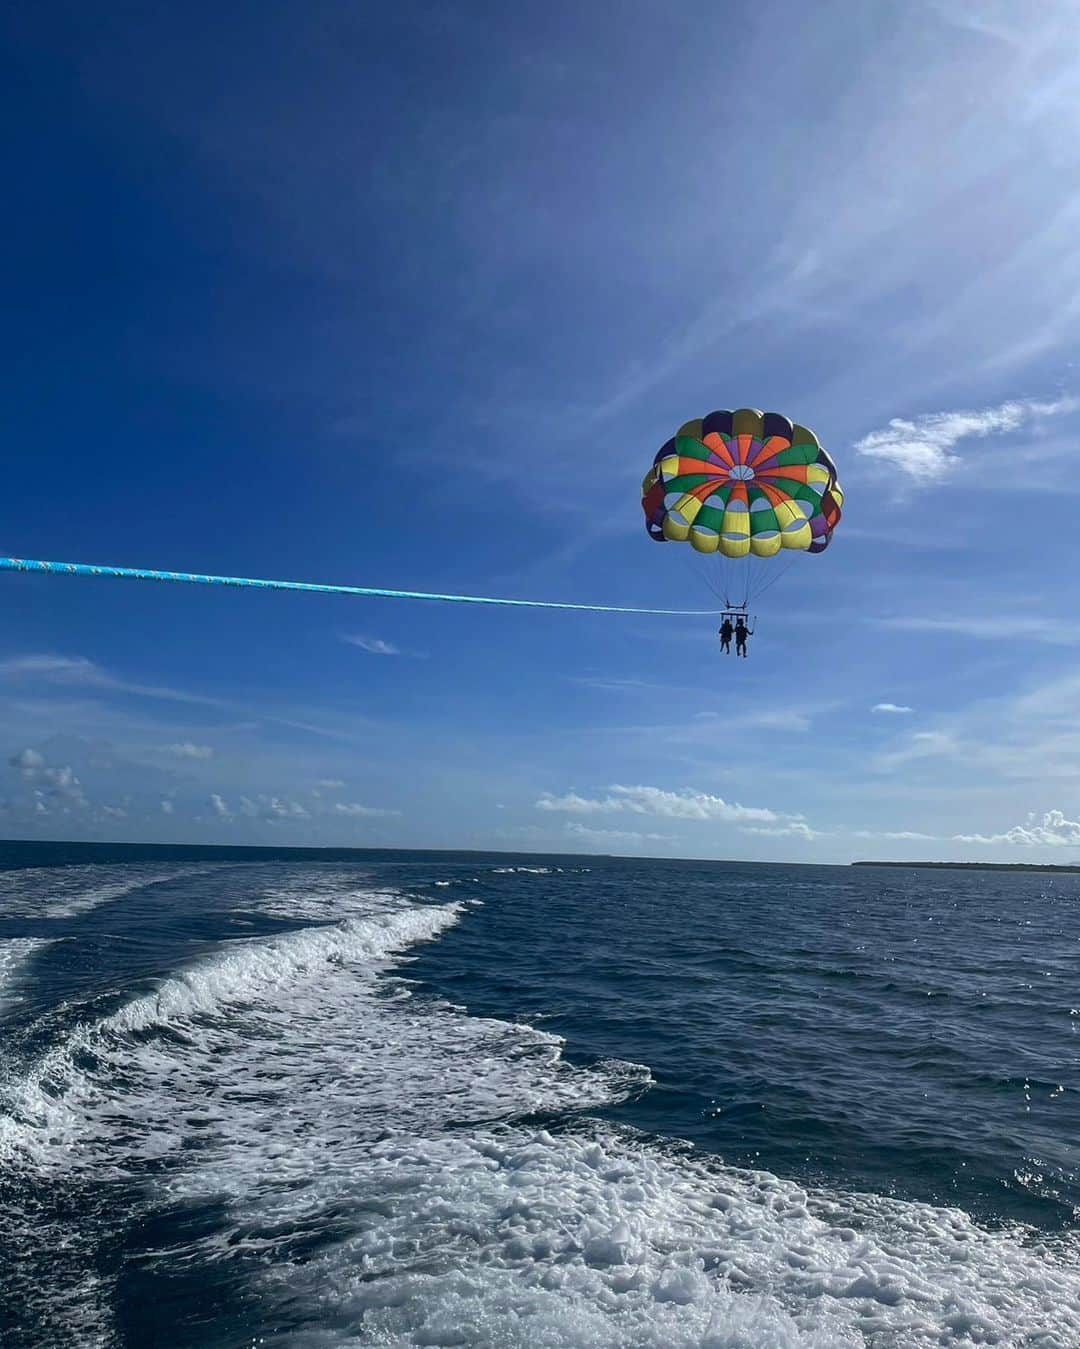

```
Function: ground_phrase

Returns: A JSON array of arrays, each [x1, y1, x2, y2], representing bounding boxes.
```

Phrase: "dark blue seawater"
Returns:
[[1, 843, 1077, 1347]]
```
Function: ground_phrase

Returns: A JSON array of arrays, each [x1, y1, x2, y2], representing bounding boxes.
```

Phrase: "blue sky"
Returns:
[[4, 0, 1080, 862]]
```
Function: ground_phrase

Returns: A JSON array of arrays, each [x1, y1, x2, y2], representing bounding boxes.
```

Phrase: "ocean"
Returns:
[[0, 843, 1077, 1347]]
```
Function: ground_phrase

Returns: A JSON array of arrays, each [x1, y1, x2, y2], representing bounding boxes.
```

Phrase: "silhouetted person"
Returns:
[[719, 618, 733, 654], [735, 617, 753, 658]]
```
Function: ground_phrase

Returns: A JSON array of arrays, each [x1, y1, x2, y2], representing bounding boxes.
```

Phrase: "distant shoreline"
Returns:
[[852, 860, 1080, 874], [1, 840, 1075, 875]]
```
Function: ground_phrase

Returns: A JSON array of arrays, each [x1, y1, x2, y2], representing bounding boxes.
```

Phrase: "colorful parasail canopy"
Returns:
[[641, 408, 843, 559]]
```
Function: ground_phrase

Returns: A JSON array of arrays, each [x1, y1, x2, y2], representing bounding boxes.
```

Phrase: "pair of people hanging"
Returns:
[[718, 613, 753, 657]]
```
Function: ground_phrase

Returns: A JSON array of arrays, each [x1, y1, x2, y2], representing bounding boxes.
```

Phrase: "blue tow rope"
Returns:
[[0, 556, 716, 617]]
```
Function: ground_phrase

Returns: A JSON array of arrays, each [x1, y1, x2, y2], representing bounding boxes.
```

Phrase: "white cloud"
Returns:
[[341, 635, 401, 656], [954, 809, 1080, 847], [537, 784, 786, 825], [333, 801, 400, 818], [264, 797, 310, 819], [50, 767, 82, 798], [229, 794, 310, 821], [10, 748, 45, 773], [619, 787, 781, 823], [160, 742, 215, 759], [872, 703, 913, 714], [536, 791, 611, 815], [9, 748, 86, 804], [315, 779, 345, 790], [161, 800, 175, 815], [210, 793, 232, 819], [102, 804, 127, 820], [853, 398, 1075, 481], [232, 794, 321, 821]]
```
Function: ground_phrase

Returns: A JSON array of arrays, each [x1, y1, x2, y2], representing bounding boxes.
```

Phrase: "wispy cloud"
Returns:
[[159, 742, 215, 759], [0, 652, 382, 747], [569, 682, 818, 734], [877, 614, 1080, 646], [876, 731, 959, 771], [564, 821, 667, 848], [853, 398, 1075, 481], [0, 656, 93, 678], [875, 671, 1080, 787], [695, 708, 814, 733], [341, 635, 401, 656], [872, 703, 913, 715], [851, 829, 938, 841], [333, 801, 400, 818], [741, 821, 822, 841], [567, 675, 691, 696], [0, 655, 223, 708], [210, 793, 231, 819]]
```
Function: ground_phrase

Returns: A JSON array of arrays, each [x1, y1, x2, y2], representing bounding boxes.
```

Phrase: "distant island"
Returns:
[[853, 860, 1080, 874]]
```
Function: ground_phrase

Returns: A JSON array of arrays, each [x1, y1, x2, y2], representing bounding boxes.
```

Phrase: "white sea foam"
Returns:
[[490, 866, 590, 876], [0, 889, 640, 1172], [242, 867, 410, 924], [3, 886, 1079, 1347], [0, 862, 226, 919], [0, 937, 52, 1012], [258, 1124, 1080, 1348]]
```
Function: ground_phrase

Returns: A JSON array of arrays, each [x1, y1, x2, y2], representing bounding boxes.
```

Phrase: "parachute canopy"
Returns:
[[641, 408, 843, 559]]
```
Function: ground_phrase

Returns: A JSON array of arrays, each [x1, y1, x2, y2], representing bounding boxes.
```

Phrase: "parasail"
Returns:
[[640, 407, 842, 608]]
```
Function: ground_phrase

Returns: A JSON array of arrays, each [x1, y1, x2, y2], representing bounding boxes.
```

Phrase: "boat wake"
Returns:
[[1, 878, 1077, 1347]]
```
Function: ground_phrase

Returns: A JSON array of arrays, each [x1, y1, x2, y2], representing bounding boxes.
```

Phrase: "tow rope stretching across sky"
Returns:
[[0, 557, 718, 616]]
